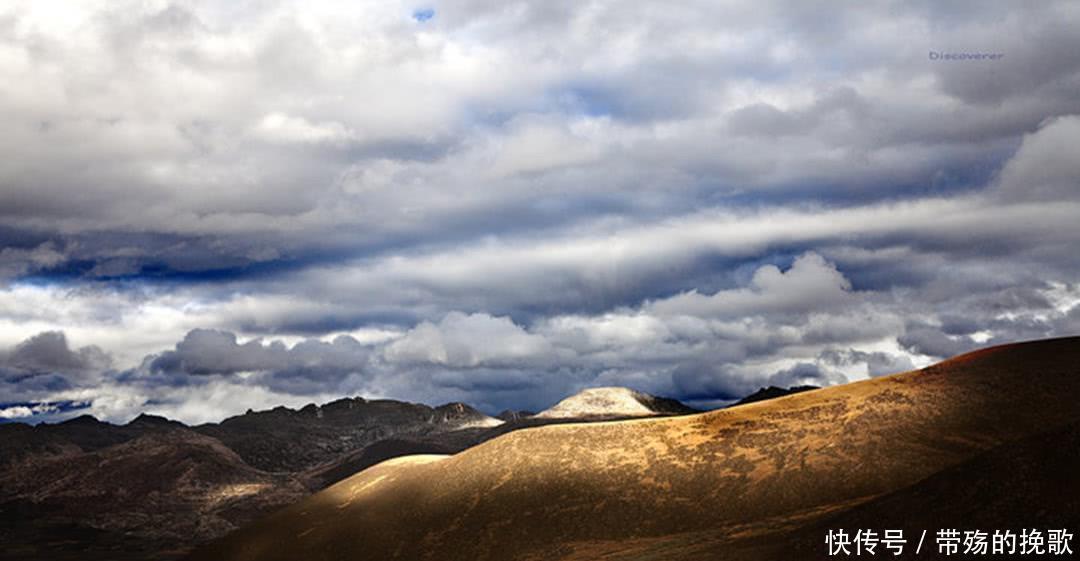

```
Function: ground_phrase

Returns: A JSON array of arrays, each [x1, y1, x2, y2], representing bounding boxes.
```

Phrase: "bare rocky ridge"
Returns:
[[192, 398, 502, 472], [186, 337, 1080, 561], [0, 413, 183, 468]]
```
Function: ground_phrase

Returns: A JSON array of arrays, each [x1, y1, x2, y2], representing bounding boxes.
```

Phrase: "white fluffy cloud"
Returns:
[[649, 252, 853, 318], [383, 312, 558, 368]]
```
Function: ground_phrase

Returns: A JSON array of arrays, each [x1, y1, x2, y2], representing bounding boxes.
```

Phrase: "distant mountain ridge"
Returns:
[[195, 397, 502, 472], [731, 385, 819, 406], [1, 397, 503, 472]]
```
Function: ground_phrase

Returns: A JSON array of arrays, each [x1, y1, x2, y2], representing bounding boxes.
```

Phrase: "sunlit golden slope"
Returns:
[[187, 337, 1080, 561]]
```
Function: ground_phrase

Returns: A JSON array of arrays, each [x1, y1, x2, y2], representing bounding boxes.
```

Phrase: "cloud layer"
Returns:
[[1, 0, 1079, 422]]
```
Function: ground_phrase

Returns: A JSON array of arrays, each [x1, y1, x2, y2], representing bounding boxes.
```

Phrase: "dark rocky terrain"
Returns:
[[0, 429, 307, 561], [187, 337, 1080, 561], [0, 413, 183, 468]]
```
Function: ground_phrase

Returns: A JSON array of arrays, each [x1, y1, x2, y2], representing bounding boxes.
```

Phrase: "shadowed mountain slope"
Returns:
[[0, 429, 307, 561], [187, 337, 1080, 561], [777, 418, 1080, 559]]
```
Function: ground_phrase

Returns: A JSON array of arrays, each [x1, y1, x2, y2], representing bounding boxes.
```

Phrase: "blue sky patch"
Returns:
[[413, 8, 435, 22]]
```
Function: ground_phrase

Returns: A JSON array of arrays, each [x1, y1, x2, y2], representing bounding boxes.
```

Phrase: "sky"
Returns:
[[2, 0, 1080, 424]]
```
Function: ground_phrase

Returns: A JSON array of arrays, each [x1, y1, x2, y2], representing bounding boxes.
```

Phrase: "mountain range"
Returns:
[[186, 337, 1080, 561], [0, 384, 702, 560]]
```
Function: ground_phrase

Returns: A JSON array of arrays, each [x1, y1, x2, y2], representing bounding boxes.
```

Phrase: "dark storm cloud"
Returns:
[[0, 332, 112, 418], [148, 329, 374, 394], [1, 331, 110, 377], [1, 0, 1079, 422], [150, 329, 289, 376]]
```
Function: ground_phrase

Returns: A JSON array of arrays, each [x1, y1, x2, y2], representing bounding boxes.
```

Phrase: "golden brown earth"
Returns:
[[187, 337, 1080, 561]]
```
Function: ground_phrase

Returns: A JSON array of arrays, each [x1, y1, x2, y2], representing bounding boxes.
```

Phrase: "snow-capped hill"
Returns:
[[533, 387, 697, 419]]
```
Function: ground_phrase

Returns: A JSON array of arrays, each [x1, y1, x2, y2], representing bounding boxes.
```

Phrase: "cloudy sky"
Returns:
[[2, 0, 1079, 424]]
